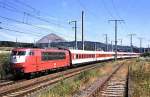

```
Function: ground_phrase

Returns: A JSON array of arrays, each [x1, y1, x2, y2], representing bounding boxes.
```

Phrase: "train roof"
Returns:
[[12, 48, 67, 52], [12, 48, 140, 54]]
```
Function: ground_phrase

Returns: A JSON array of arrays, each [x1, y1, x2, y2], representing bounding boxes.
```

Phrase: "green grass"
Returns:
[[0, 53, 10, 79], [38, 60, 126, 97], [0, 47, 13, 51], [39, 68, 102, 97], [129, 59, 150, 97]]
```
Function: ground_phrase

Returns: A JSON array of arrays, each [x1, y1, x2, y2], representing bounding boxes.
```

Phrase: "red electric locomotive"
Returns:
[[10, 48, 71, 76]]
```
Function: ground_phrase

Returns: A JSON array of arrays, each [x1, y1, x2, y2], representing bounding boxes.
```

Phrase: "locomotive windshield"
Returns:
[[11, 51, 26, 56]]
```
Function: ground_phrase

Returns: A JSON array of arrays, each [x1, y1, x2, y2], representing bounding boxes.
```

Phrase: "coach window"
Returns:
[[82, 54, 84, 58], [41, 52, 66, 61], [76, 54, 78, 59], [79, 54, 81, 59]]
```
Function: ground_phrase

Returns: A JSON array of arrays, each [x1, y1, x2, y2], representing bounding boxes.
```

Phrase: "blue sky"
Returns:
[[0, 0, 150, 47]]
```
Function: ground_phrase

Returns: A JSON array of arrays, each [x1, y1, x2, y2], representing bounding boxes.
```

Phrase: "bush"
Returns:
[[141, 52, 150, 57], [0, 53, 10, 79]]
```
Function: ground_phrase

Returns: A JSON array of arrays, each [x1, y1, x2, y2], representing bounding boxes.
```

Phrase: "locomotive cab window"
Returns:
[[29, 51, 34, 56], [11, 51, 26, 56], [42, 52, 66, 61]]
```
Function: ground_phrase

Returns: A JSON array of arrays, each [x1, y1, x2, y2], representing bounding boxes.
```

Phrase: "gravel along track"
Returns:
[[75, 63, 128, 97], [99, 64, 128, 97], [0, 63, 102, 97]]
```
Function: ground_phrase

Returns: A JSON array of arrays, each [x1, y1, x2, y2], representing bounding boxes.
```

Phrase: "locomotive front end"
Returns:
[[10, 49, 28, 74]]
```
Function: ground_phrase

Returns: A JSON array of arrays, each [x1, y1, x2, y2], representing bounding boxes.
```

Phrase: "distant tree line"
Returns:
[[141, 52, 150, 57], [0, 41, 34, 48], [0, 41, 143, 52]]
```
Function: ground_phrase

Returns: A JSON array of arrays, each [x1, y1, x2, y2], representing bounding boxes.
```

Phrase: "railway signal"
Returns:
[[108, 20, 124, 61]]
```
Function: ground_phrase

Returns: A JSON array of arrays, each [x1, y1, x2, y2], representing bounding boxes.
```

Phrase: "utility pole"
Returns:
[[111, 40, 114, 52], [118, 39, 122, 46], [128, 34, 136, 52], [81, 11, 84, 50], [15, 37, 18, 48], [34, 39, 37, 47], [0, 22, 1, 46], [104, 34, 108, 51], [108, 20, 124, 61], [148, 44, 149, 52], [138, 37, 143, 53], [48, 40, 51, 48], [118, 39, 122, 51], [95, 42, 97, 51], [69, 20, 77, 49], [0, 22, 2, 29]]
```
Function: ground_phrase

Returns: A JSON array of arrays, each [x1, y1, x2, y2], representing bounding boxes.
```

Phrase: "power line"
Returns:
[[12, 0, 69, 24], [0, 15, 76, 40], [12, 0, 70, 27], [0, 27, 41, 37], [101, 0, 115, 19], [13, 0, 39, 13], [111, 0, 122, 19], [0, 15, 61, 34], [1, 21, 42, 35], [0, 1, 36, 14], [0, 4, 66, 28], [78, 0, 98, 18], [0, 1, 69, 28]]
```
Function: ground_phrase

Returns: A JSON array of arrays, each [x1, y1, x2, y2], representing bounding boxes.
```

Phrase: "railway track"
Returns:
[[0, 79, 27, 90], [0, 80, 14, 87], [75, 63, 128, 97], [0, 63, 103, 97]]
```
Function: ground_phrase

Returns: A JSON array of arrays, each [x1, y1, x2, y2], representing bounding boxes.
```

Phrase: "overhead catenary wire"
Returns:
[[110, 0, 123, 20], [78, 0, 99, 18], [1, 21, 42, 35], [0, 27, 41, 37], [0, 3, 68, 28], [0, 15, 75, 40], [0, 15, 58, 33], [0, 1, 70, 28], [0, 0, 36, 14], [101, 0, 115, 19], [13, 0, 39, 14]]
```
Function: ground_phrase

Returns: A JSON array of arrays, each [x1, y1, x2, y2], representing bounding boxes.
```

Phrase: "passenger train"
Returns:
[[10, 48, 140, 77]]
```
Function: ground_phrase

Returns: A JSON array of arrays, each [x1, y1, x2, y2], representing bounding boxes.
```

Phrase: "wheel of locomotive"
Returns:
[[24, 73, 35, 79], [13, 71, 24, 80]]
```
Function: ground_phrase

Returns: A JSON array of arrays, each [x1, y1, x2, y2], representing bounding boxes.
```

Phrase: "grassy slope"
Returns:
[[129, 58, 150, 97], [38, 60, 125, 97]]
